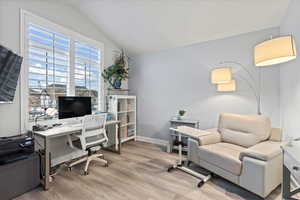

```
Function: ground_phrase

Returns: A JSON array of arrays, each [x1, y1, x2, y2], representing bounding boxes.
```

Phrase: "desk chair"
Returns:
[[68, 113, 109, 175]]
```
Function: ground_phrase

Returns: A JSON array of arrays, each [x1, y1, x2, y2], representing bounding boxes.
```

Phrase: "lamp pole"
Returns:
[[220, 61, 261, 115]]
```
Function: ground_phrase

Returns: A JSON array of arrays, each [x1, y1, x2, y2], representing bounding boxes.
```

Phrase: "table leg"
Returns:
[[283, 165, 299, 200], [44, 137, 50, 190], [117, 123, 121, 154], [178, 133, 182, 165]]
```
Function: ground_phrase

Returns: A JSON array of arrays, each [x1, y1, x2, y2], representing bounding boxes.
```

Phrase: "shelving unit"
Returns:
[[107, 95, 137, 143]]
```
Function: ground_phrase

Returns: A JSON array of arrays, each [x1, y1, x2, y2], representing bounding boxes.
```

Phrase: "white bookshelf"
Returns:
[[107, 95, 137, 143]]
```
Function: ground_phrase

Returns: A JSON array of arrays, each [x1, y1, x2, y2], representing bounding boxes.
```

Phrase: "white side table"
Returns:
[[282, 141, 300, 200], [169, 119, 200, 153]]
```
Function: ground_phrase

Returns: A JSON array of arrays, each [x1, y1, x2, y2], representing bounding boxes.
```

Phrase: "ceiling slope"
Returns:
[[63, 0, 290, 55]]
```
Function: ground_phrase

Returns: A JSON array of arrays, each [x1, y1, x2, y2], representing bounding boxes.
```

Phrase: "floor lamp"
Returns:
[[211, 61, 262, 115], [211, 35, 297, 115]]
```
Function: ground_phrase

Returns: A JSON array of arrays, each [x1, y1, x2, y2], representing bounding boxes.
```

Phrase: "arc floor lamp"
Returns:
[[211, 35, 297, 115]]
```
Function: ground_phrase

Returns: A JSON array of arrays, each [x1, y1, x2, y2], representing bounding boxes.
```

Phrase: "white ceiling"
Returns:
[[62, 0, 290, 55]]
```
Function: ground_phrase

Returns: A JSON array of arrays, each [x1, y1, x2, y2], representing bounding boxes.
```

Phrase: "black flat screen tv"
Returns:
[[58, 96, 92, 119], [0, 45, 23, 103]]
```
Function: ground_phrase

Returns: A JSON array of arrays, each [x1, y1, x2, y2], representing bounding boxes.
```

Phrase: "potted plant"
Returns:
[[102, 50, 129, 89], [177, 110, 186, 120]]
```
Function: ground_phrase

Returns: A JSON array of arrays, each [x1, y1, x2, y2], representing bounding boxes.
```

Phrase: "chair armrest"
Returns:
[[239, 141, 282, 161], [269, 128, 282, 142], [175, 126, 221, 146], [198, 128, 221, 146], [199, 132, 221, 146], [173, 126, 221, 146]]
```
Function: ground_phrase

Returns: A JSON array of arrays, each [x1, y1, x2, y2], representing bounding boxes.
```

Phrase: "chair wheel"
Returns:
[[68, 167, 72, 171], [104, 163, 109, 167], [197, 180, 204, 188], [83, 171, 89, 176]]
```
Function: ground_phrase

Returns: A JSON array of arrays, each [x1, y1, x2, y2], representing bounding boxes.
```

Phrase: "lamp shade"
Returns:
[[217, 80, 236, 92], [254, 36, 297, 67], [211, 67, 232, 84]]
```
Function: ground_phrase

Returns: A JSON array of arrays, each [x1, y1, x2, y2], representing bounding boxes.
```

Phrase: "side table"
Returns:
[[169, 119, 200, 153], [282, 141, 300, 200]]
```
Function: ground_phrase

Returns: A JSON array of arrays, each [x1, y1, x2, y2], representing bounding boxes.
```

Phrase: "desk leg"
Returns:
[[44, 137, 50, 190], [283, 165, 291, 199], [117, 123, 121, 154], [283, 165, 299, 200], [178, 133, 182, 165]]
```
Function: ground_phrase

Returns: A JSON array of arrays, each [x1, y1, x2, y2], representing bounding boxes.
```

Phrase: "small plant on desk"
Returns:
[[177, 110, 186, 120]]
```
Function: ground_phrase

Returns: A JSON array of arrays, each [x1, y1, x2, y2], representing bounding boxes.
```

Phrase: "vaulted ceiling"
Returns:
[[62, 0, 290, 55]]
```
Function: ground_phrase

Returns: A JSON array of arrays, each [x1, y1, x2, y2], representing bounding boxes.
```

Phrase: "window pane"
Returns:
[[27, 24, 70, 122], [74, 41, 101, 111]]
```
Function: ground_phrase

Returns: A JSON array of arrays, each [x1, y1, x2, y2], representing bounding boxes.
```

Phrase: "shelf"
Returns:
[[107, 95, 137, 143], [120, 122, 135, 127], [172, 146, 188, 152], [108, 95, 136, 99], [118, 110, 135, 114], [121, 135, 136, 143]]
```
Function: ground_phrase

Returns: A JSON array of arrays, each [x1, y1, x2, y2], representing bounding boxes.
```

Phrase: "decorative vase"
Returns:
[[113, 80, 122, 89]]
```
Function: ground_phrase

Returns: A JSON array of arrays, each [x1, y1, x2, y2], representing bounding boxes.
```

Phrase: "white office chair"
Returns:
[[67, 113, 109, 175]]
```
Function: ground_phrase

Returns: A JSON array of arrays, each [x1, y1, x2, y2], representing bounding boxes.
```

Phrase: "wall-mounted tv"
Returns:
[[0, 45, 23, 103]]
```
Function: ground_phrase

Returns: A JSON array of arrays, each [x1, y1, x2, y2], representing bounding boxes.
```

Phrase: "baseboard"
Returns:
[[136, 136, 170, 152]]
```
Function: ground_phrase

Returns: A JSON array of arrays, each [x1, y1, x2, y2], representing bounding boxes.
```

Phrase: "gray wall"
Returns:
[[0, 0, 119, 136], [280, 0, 300, 139], [130, 28, 281, 141]]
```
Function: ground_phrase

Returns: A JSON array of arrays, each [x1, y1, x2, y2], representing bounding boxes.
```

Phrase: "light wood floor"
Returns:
[[16, 141, 283, 200]]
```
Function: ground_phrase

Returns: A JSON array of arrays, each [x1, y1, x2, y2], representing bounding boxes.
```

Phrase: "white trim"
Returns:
[[20, 9, 105, 131], [136, 136, 170, 152]]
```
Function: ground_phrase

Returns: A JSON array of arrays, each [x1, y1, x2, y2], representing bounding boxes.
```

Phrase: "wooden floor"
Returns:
[[16, 141, 284, 200]]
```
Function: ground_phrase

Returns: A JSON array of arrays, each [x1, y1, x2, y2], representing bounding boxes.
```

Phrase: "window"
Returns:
[[27, 24, 70, 121], [23, 13, 103, 123], [74, 41, 101, 111]]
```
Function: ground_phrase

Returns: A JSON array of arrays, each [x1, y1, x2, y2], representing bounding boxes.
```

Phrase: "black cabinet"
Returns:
[[0, 153, 40, 200]]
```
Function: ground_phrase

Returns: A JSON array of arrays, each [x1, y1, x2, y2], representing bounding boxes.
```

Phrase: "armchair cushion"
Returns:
[[221, 128, 259, 147], [239, 141, 282, 161], [198, 142, 246, 175]]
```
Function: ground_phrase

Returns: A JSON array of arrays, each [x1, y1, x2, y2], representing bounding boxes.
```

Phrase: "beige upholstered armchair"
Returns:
[[187, 113, 283, 198]]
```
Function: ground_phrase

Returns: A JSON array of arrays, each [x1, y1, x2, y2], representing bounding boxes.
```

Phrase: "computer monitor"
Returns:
[[58, 96, 92, 119]]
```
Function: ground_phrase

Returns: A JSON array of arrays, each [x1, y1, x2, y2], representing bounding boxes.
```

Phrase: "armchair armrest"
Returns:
[[176, 126, 221, 146], [269, 128, 282, 142], [239, 141, 282, 162], [198, 128, 221, 146]]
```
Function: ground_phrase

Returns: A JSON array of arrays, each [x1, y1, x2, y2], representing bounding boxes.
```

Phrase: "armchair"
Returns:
[[187, 113, 283, 198]]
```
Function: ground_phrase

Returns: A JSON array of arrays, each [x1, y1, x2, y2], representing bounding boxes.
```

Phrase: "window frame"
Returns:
[[20, 9, 105, 132]]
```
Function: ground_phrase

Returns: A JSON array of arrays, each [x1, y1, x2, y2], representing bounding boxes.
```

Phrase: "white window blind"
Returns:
[[26, 22, 102, 122], [27, 24, 70, 121], [74, 41, 101, 111]]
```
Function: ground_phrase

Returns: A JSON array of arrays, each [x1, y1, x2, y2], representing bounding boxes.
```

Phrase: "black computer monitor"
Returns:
[[58, 96, 92, 119]]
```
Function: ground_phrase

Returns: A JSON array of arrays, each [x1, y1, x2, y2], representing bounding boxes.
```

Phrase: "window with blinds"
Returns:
[[74, 41, 100, 111], [27, 24, 70, 121], [26, 23, 102, 122]]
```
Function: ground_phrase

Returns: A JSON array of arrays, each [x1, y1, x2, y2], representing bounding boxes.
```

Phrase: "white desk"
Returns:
[[34, 120, 121, 190]]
